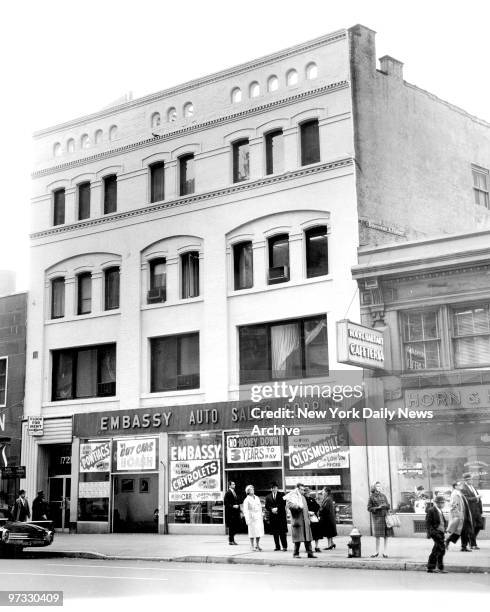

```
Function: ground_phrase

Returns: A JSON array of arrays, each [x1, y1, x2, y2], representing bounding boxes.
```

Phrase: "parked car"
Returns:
[[0, 508, 54, 557]]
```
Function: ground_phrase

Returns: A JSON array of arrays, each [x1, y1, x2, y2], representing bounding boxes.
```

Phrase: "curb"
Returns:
[[28, 550, 488, 573]]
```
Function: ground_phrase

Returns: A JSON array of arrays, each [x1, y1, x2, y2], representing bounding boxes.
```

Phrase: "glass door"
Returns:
[[48, 476, 71, 532]]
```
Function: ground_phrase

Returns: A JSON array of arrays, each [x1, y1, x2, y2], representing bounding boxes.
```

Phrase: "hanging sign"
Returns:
[[336, 320, 385, 370]]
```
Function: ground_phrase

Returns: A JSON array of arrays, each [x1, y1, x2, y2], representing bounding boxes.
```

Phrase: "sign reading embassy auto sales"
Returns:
[[288, 432, 349, 470], [169, 438, 221, 502]]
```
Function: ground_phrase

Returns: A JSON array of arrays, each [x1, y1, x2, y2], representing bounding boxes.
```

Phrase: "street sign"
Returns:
[[1, 465, 26, 478]]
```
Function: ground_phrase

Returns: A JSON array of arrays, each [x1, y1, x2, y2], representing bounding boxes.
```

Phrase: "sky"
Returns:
[[1, 0, 489, 291]]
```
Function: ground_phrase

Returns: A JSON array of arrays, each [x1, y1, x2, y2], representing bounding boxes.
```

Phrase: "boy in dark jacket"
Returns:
[[426, 495, 448, 573]]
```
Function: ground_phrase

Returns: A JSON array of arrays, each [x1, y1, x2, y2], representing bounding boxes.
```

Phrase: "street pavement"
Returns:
[[26, 533, 490, 573]]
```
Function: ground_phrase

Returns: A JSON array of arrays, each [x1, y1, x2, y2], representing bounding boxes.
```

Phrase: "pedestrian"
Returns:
[[32, 490, 49, 521], [426, 495, 449, 573], [224, 481, 241, 545], [367, 481, 393, 558], [264, 482, 288, 551], [319, 487, 337, 550], [461, 473, 483, 550], [459, 485, 475, 552], [445, 482, 465, 549], [284, 483, 317, 559], [242, 485, 264, 551], [13, 490, 31, 522], [305, 487, 323, 552]]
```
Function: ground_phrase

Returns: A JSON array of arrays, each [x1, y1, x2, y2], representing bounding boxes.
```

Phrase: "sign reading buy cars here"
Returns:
[[169, 439, 221, 502]]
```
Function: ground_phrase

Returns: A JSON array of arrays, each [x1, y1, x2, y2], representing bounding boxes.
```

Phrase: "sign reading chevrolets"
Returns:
[[336, 319, 385, 370]]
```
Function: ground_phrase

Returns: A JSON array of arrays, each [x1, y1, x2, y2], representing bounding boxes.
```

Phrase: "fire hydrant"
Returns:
[[347, 527, 362, 558]]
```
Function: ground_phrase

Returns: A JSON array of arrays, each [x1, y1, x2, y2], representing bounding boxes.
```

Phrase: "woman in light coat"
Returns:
[[446, 481, 465, 548], [242, 485, 264, 551]]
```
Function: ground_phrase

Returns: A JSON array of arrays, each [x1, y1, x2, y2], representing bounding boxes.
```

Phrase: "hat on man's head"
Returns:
[[462, 473, 472, 480], [37, 491, 44, 496], [271, 482, 278, 488], [435, 495, 446, 503]]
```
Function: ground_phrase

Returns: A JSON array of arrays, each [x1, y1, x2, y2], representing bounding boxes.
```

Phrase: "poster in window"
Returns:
[[288, 432, 349, 470], [80, 441, 111, 472], [115, 438, 157, 471], [169, 437, 221, 502], [226, 434, 282, 464]]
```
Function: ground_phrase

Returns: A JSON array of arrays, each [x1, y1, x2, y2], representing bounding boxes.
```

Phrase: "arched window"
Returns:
[[249, 81, 260, 98], [151, 112, 161, 129], [81, 134, 90, 149], [183, 102, 194, 118], [53, 142, 62, 157], [67, 138, 75, 153], [109, 125, 118, 141], [306, 62, 318, 80], [267, 75, 279, 92], [286, 69, 298, 86], [167, 107, 177, 122], [94, 129, 103, 144], [231, 87, 242, 104]]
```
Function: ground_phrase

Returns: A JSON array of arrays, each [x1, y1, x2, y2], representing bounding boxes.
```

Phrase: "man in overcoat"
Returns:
[[426, 495, 448, 573], [13, 490, 31, 522], [461, 473, 483, 549], [224, 481, 241, 545], [284, 483, 316, 559], [265, 482, 288, 551]]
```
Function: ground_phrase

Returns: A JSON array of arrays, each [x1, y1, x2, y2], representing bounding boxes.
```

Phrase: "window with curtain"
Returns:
[[77, 273, 92, 315], [78, 182, 91, 220], [268, 234, 289, 284], [239, 315, 328, 383], [265, 130, 284, 175], [181, 251, 199, 299], [401, 310, 441, 370], [305, 226, 328, 277], [151, 333, 200, 391], [150, 162, 165, 203], [52, 344, 116, 401], [51, 277, 65, 319], [53, 188, 65, 226], [179, 154, 195, 195], [452, 303, 490, 367], [104, 267, 120, 310], [300, 119, 320, 166], [233, 241, 253, 290], [232, 139, 249, 183], [103, 175, 117, 214], [0, 358, 7, 406]]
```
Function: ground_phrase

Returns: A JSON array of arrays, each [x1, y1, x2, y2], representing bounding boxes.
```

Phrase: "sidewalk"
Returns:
[[29, 533, 489, 573]]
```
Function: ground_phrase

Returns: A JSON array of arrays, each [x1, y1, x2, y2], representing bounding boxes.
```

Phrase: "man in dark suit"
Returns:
[[224, 481, 241, 545], [265, 482, 288, 551], [461, 473, 483, 550], [426, 495, 448, 573], [13, 490, 31, 522]]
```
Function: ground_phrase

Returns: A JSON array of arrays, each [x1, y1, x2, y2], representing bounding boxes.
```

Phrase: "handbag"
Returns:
[[385, 512, 401, 528], [309, 513, 319, 523]]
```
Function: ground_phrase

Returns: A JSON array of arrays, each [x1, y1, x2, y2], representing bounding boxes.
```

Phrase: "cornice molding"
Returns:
[[30, 157, 353, 240], [32, 81, 350, 179], [33, 30, 347, 138]]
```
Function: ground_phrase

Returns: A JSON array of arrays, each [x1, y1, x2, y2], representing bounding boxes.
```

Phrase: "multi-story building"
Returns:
[[23, 25, 489, 534]]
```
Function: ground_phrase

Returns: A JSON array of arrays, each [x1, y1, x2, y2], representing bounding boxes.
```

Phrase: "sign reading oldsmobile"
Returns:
[[79, 441, 111, 473], [288, 432, 349, 470], [336, 319, 385, 370], [226, 434, 282, 464], [169, 439, 221, 502]]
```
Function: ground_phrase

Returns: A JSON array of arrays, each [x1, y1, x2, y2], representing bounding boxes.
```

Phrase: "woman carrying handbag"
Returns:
[[367, 481, 394, 558]]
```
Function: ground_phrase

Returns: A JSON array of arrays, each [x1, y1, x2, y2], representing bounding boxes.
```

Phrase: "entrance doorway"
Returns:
[[112, 473, 158, 533], [48, 476, 71, 532]]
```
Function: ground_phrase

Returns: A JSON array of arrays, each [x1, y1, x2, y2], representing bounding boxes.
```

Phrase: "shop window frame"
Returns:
[[450, 300, 490, 369], [399, 308, 445, 372]]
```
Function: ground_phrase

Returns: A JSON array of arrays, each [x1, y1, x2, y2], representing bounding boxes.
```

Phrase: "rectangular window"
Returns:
[[151, 333, 200, 391], [473, 166, 489, 209], [53, 188, 65, 226], [103, 175, 117, 214], [239, 315, 328, 384], [150, 162, 165, 203], [179, 154, 195, 196], [51, 277, 65, 319], [268, 234, 290, 284], [232, 139, 249, 183], [77, 273, 92, 315], [52, 344, 116, 401], [233, 241, 253, 290], [300, 119, 320, 166], [305, 226, 328, 277], [265, 130, 284, 175], [181, 251, 199, 299], [452, 303, 490, 368], [148, 259, 166, 303], [104, 267, 120, 310], [78, 182, 91, 220], [0, 357, 7, 406], [401, 310, 441, 370]]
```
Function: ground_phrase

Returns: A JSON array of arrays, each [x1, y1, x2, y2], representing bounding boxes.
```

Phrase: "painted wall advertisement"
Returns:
[[169, 438, 221, 502], [288, 432, 349, 470], [79, 441, 111, 473], [226, 434, 282, 464], [115, 438, 157, 471]]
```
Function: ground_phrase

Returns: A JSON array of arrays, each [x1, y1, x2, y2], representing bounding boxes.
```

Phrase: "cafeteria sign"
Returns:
[[169, 439, 221, 502], [336, 319, 385, 370], [115, 438, 157, 471], [289, 433, 349, 470], [80, 441, 111, 473]]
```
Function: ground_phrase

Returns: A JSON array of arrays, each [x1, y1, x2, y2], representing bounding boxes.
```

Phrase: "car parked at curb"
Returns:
[[0, 508, 54, 557]]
